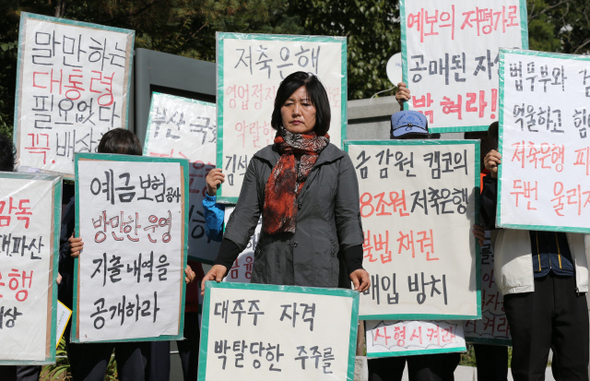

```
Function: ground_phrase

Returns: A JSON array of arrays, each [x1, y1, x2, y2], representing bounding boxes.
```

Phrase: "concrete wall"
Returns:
[[347, 96, 400, 140], [347, 96, 463, 141]]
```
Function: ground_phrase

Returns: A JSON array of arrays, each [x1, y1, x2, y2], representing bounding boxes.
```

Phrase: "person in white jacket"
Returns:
[[481, 149, 589, 381]]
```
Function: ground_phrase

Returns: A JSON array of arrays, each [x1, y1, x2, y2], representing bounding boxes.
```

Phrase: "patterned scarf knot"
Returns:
[[262, 127, 329, 234]]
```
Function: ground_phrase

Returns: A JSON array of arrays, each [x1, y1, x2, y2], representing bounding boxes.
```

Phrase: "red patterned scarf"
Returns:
[[262, 127, 329, 234]]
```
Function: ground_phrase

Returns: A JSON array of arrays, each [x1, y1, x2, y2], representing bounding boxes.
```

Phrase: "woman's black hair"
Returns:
[[271, 71, 331, 135], [97, 128, 142, 155], [0, 133, 16, 171]]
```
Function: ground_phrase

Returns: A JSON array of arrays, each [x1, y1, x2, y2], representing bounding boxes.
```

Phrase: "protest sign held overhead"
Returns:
[[497, 49, 590, 232], [72, 153, 188, 343], [216, 32, 346, 203], [0, 172, 62, 364], [14, 12, 134, 177], [199, 282, 359, 380], [144, 93, 220, 263], [400, 0, 528, 132], [345, 140, 480, 319]]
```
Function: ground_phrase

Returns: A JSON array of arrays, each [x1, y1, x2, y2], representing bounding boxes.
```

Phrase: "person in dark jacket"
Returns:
[[201, 71, 370, 292], [466, 124, 509, 381]]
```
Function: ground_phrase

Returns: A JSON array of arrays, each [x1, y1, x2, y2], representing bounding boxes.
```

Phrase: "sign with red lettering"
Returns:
[[345, 140, 480, 319], [72, 154, 188, 342], [199, 282, 359, 380], [144, 93, 220, 263], [217, 32, 346, 203], [14, 12, 134, 177], [366, 320, 466, 357], [400, 0, 528, 132], [0, 172, 62, 364], [497, 49, 590, 232]]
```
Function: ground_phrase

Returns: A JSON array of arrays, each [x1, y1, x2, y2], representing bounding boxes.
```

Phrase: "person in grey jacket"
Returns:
[[201, 71, 370, 292]]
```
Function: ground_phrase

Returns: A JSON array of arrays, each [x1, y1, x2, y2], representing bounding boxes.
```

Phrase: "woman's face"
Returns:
[[280, 86, 316, 134]]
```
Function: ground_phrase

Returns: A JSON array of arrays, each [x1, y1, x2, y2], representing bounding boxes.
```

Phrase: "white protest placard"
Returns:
[[144, 92, 220, 263], [221, 206, 261, 283], [497, 49, 590, 232], [0, 172, 61, 364], [14, 12, 134, 178], [199, 282, 359, 380], [217, 32, 346, 203], [345, 140, 480, 319], [73, 153, 188, 342], [464, 231, 511, 345], [400, 0, 528, 132], [365, 320, 466, 358]]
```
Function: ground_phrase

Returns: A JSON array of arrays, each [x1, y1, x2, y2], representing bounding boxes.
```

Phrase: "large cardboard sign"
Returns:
[[0, 172, 61, 364], [144, 92, 220, 263], [463, 231, 511, 345], [400, 0, 528, 132], [497, 49, 590, 232], [217, 32, 346, 203], [14, 12, 134, 177], [365, 320, 466, 358], [345, 140, 480, 319], [72, 154, 188, 342], [199, 282, 359, 380]]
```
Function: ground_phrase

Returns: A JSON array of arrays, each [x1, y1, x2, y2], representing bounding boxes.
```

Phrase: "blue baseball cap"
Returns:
[[390, 110, 430, 139]]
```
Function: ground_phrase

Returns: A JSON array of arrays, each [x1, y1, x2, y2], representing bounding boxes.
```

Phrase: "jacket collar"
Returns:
[[254, 142, 345, 168]]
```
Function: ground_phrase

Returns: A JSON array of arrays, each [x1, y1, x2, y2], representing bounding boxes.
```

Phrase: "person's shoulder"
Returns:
[[252, 144, 280, 164], [314, 143, 349, 167], [323, 143, 346, 158], [253, 144, 278, 157]]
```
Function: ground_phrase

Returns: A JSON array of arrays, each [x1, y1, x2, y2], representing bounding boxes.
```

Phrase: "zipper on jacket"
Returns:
[[536, 232, 543, 272]]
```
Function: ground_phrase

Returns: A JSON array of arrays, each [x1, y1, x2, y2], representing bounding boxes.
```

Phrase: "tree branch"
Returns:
[[98, 0, 168, 24], [573, 37, 590, 54], [529, 0, 569, 20]]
